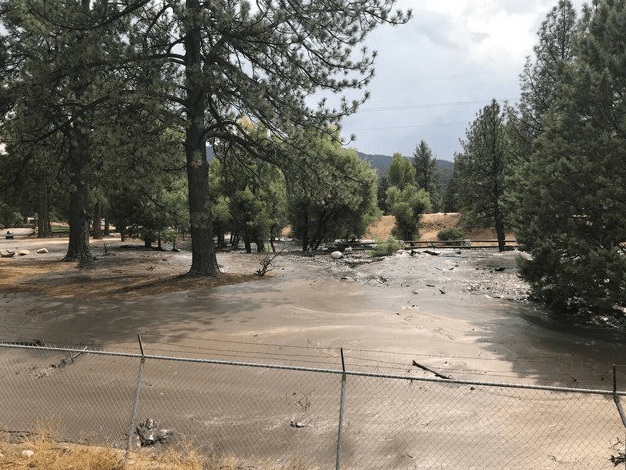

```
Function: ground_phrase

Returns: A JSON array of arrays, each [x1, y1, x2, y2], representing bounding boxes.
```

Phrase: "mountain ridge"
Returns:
[[357, 151, 454, 189], [207, 146, 454, 189]]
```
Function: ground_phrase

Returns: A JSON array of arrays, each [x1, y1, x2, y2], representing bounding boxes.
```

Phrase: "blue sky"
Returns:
[[339, 0, 587, 161]]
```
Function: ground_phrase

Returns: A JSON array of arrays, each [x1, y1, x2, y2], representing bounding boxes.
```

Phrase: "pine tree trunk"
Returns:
[[301, 207, 310, 251], [92, 201, 102, 240], [494, 203, 506, 252], [243, 234, 252, 253], [64, 125, 92, 265], [64, 2, 92, 266], [184, 0, 219, 276], [36, 172, 50, 238]]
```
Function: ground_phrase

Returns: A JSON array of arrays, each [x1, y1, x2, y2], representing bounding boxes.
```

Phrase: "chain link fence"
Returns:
[[1, 342, 625, 469]]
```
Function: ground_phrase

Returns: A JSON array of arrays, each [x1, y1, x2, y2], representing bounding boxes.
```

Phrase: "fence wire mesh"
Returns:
[[1, 343, 625, 469]]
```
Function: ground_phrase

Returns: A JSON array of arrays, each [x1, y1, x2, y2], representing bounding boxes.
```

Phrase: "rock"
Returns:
[[424, 250, 440, 256], [331, 251, 343, 259], [0, 249, 15, 258], [344, 246, 352, 253], [17, 250, 31, 256], [290, 420, 306, 428], [22, 450, 34, 458], [37, 248, 49, 254]]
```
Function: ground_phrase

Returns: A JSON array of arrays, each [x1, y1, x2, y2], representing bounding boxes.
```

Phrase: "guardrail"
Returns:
[[404, 239, 518, 249]]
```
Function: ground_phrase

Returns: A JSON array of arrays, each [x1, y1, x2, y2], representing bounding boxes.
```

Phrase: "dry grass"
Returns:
[[419, 213, 465, 240], [0, 436, 317, 470], [364, 213, 516, 242], [363, 213, 464, 241], [362, 215, 396, 240]]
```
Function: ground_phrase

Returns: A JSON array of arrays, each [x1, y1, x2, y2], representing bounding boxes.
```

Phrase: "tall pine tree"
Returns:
[[412, 140, 440, 210], [514, 0, 626, 314], [0, 0, 139, 264], [454, 100, 511, 251], [516, 0, 578, 149], [123, 0, 410, 275]]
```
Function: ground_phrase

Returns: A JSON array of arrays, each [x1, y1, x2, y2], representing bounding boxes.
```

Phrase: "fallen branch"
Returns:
[[412, 360, 452, 380]]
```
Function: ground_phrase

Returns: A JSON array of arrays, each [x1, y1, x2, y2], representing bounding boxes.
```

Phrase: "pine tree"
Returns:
[[385, 184, 430, 240], [0, 0, 138, 264], [412, 140, 440, 210], [212, 126, 287, 254], [124, 1, 410, 275], [516, 0, 578, 148], [454, 99, 512, 251], [287, 132, 380, 251], [4, 1, 409, 275], [513, 0, 626, 314], [387, 152, 416, 190]]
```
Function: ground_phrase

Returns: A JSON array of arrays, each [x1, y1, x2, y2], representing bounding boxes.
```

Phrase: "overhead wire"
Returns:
[[342, 97, 517, 132]]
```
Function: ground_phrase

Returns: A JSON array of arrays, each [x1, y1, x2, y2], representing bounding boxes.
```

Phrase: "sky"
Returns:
[[339, 0, 587, 161]]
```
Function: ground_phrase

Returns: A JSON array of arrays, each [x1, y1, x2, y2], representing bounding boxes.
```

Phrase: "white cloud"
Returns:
[[415, 1, 548, 74], [340, 0, 589, 160]]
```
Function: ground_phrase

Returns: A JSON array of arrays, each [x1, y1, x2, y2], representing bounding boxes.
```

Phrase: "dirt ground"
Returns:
[[2, 217, 626, 469]]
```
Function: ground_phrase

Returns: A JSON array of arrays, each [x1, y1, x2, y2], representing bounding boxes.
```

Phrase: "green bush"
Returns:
[[366, 236, 404, 257], [437, 228, 465, 241]]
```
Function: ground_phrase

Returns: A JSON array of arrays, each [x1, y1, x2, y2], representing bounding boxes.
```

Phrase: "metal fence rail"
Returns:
[[1, 342, 625, 469]]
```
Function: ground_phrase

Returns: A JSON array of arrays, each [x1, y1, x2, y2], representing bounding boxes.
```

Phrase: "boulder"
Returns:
[[331, 251, 343, 259], [0, 249, 15, 258], [37, 248, 49, 254], [17, 250, 31, 256]]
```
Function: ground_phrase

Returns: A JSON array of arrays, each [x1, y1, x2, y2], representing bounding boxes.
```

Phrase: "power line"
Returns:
[[358, 100, 495, 113], [348, 122, 468, 131]]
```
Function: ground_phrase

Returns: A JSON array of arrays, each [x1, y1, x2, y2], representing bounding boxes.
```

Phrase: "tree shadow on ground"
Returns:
[[470, 298, 626, 390]]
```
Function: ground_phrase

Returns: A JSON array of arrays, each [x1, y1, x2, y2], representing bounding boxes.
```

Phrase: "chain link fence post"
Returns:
[[125, 335, 146, 459], [335, 347, 346, 470], [613, 365, 626, 470]]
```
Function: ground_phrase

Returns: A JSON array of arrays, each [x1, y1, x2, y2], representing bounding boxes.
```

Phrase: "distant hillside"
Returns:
[[357, 151, 454, 191]]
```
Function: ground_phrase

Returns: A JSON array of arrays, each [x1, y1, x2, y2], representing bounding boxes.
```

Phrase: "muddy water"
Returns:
[[2, 246, 626, 389]]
